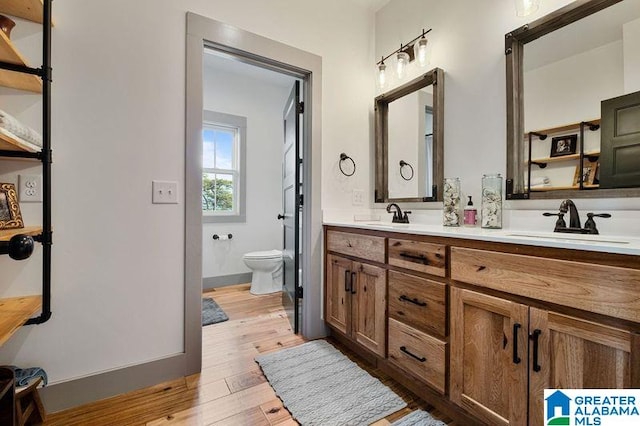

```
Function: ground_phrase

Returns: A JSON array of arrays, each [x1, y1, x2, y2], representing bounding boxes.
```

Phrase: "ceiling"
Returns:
[[524, 0, 640, 71], [203, 49, 297, 88], [347, 0, 392, 12]]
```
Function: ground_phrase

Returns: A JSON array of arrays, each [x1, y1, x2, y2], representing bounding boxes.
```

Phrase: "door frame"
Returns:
[[185, 12, 325, 375]]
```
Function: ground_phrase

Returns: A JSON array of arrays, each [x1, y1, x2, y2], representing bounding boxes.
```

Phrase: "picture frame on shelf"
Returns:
[[0, 183, 24, 230], [550, 134, 577, 157], [573, 160, 598, 186]]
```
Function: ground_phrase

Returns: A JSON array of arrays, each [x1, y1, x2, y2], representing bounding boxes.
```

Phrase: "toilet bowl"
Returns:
[[243, 250, 283, 295]]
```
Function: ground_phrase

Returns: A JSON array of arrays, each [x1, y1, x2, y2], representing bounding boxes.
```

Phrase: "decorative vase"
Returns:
[[0, 15, 15, 39], [443, 177, 461, 227], [481, 174, 503, 229]]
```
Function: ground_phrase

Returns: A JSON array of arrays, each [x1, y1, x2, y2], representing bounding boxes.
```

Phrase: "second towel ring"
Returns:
[[399, 160, 414, 181], [339, 153, 356, 176]]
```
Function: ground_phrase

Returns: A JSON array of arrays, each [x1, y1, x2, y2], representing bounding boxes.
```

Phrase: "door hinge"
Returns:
[[299, 194, 304, 206], [297, 102, 304, 114], [296, 286, 303, 298]]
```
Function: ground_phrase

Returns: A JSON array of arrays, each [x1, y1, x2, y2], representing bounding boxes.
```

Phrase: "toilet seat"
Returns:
[[244, 250, 282, 260]]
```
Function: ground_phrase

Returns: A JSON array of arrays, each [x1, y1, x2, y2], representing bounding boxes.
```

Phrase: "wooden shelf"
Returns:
[[0, 128, 41, 153], [0, 0, 46, 24], [0, 226, 42, 242], [527, 119, 601, 138], [531, 184, 600, 192], [0, 30, 42, 93], [530, 151, 600, 165], [0, 296, 41, 347]]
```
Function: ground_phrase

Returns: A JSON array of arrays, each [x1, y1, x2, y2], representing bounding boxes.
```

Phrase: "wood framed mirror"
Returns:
[[375, 68, 444, 203], [505, 0, 640, 200]]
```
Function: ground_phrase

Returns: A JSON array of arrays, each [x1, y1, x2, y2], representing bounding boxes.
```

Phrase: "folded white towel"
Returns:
[[0, 109, 42, 147]]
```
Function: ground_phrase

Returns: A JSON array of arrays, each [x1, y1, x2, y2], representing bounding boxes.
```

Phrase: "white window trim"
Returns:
[[202, 110, 247, 223]]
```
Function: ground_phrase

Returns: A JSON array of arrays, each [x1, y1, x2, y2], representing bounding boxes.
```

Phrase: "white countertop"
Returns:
[[323, 220, 640, 256]]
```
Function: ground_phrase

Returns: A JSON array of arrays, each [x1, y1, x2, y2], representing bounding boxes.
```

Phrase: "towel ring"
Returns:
[[399, 160, 414, 181], [339, 153, 356, 177]]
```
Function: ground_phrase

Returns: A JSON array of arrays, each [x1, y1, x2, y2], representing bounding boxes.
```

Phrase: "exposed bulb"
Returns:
[[377, 62, 387, 89], [415, 37, 429, 67], [396, 51, 409, 80], [515, 0, 540, 17]]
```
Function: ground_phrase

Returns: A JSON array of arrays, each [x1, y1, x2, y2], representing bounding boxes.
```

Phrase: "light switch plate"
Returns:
[[352, 189, 364, 206], [152, 180, 179, 204], [19, 174, 43, 202]]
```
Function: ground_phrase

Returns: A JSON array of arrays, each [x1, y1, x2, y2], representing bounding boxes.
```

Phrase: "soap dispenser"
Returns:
[[463, 196, 477, 226]]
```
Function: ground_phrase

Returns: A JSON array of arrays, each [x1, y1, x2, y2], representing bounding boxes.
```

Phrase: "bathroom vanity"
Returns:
[[323, 223, 640, 425]]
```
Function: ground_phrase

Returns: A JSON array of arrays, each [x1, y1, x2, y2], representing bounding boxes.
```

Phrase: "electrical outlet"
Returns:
[[152, 180, 179, 204], [352, 189, 364, 206], [19, 174, 43, 202]]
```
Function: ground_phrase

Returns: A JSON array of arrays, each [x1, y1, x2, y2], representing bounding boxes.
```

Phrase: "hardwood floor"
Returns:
[[45, 284, 454, 425]]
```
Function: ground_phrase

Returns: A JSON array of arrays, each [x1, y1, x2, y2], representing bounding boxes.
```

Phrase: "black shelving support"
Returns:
[[23, 0, 53, 325]]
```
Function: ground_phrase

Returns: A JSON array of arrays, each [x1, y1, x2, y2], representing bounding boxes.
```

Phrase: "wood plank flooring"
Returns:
[[45, 284, 454, 425]]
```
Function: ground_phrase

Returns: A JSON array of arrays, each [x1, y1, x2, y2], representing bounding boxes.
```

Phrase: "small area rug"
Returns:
[[255, 340, 407, 425], [202, 297, 228, 326], [391, 410, 446, 426]]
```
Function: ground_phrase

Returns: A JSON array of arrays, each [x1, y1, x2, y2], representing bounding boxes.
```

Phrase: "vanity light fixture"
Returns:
[[396, 50, 410, 79], [414, 30, 429, 67], [515, 0, 540, 17], [377, 59, 387, 89], [376, 28, 432, 88]]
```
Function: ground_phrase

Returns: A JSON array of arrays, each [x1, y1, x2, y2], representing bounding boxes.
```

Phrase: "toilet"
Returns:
[[243, 250, 283, 295]]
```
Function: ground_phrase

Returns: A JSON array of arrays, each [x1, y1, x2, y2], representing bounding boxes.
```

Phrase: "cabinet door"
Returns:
[[529, 309, 635, 426], [352, 262, 387, 357], [600, 90, 640, 188], [450, 287, 528, 426], [325, 254, 352, 336]]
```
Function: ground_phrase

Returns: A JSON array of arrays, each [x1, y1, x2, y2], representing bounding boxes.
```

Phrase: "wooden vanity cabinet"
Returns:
[[325, 226, 640, 426], [325, 253, 387, 357], [451, 286, 637, 426]]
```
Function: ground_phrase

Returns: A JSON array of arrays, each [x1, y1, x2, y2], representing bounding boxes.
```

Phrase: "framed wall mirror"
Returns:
[[505, 0, 640, 200], [375, 68, 444, 203]]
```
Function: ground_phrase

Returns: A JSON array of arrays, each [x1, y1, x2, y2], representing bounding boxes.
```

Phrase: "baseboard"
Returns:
[[39, 353, 186, 413], [203, 272, 252, 290]]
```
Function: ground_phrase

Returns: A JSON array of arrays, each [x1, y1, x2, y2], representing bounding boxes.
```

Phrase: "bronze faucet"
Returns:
[[543, 200, 610, 234], [386, 203, 411, 224]]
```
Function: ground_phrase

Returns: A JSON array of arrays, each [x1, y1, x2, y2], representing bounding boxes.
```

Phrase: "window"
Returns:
[[202, 111, 246, 222]]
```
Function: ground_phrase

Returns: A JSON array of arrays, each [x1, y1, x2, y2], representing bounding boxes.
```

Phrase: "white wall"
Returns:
[[624, 17, 640, 93], [388, 91, 420, 198], [0, 0, 374, 386], [524, 41, 624, 131], [202, 65, 290, 279], [373, 0, 640, 233]]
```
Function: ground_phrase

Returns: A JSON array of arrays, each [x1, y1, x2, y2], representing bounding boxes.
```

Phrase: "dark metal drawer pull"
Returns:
[[399, 295, 427, 307], [400, 346, 426, 362], [530, 329, 542, 372], [350, 272, 357, 294], [512, 323, 521, 364], [344, 270, 351, 292], [399, 252, 429, 265]]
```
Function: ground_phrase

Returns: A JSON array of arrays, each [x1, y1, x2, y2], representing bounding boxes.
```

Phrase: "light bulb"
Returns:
[[414, 37, 429, 67], [515, 0, 540, 17], [377, 62, 387, 89], [396, 51, 409, 80]]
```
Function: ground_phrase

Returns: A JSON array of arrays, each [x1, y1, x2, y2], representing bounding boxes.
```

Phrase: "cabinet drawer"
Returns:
[[327, 230, 385, 263], [451, 247, 640, 323], [388, 271, 446, 337], [388, 238, 446, 277], [388, 318, 446, 394]]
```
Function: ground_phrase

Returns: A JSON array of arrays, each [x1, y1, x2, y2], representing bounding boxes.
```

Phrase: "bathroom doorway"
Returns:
[[185, 13, 324, 375], [199, 49, 303, 332]]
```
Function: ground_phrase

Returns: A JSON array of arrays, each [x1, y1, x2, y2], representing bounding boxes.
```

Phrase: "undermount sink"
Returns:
[[505, 232, 630, 245]]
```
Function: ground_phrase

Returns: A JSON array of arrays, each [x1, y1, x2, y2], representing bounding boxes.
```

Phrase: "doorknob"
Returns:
[[277, 214, 285, 220]]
